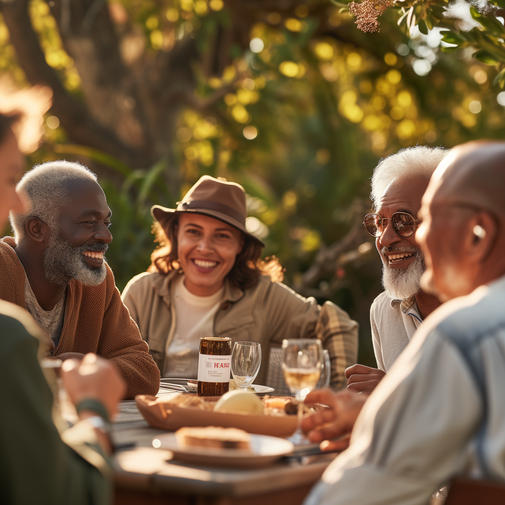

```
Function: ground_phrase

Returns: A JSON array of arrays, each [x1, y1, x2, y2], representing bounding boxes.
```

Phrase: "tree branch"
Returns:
[[0, 0, 149, 169], [294, 200, 373, 297]]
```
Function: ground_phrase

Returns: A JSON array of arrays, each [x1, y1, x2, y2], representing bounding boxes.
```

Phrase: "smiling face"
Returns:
[[0, 130, 25, 230], [176, 213, 244, 296], [43, 179, 113, 286], [375, 175, 429, 299]]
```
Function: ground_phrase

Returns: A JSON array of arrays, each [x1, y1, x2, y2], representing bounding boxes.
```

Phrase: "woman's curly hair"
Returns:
[[148, 216, 284, 290]]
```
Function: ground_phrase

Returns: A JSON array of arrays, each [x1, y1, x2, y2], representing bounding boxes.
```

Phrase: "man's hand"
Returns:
[[345, 364, 386, 394], [61, 353, 125, 420], [301, 388, 367, 452]]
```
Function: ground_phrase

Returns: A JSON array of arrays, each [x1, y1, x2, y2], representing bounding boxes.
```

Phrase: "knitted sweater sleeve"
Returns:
[[97, 270, 160, 399]]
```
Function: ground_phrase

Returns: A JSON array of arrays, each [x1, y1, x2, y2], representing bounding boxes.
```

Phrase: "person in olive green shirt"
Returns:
[[0, 302, 113, 504], [0, 108, 125, 504]]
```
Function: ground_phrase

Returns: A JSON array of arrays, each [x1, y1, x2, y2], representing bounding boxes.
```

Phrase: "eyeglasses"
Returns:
[[363, 212, 420, 238]]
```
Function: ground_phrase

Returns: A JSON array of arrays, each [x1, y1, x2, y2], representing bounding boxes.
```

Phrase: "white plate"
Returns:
[[153, 433, 293, 468], [185, 381, 274, 394]]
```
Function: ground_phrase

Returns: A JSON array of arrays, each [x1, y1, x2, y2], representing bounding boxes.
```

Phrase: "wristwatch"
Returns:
[[86, 416, 114, 452]]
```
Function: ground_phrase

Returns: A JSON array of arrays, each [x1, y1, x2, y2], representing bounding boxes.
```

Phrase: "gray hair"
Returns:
[[10, 160, 97, 240], [371, 146, 449, 210]]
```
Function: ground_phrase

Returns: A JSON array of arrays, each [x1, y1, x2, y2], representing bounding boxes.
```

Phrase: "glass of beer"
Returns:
[[282, 339, 322, 443]]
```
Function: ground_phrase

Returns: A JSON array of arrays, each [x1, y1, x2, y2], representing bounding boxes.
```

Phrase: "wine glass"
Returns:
[[231, 341, 262, 390], [316, 349, 331, 389], [282, 339, 322, 444]]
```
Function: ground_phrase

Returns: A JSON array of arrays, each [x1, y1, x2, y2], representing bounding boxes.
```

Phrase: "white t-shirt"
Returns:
[[163, 275, 223, 378], [24, 275, 66, 348]]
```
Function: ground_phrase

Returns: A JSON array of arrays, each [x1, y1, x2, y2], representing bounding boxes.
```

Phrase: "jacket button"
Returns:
[[221, 303, 230, 310]]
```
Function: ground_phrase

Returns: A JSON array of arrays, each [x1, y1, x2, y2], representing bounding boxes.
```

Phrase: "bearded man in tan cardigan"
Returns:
[[2, 160, 160, 399]]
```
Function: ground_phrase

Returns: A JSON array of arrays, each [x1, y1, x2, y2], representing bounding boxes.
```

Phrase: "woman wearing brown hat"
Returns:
[[122, 176, 358, 390]]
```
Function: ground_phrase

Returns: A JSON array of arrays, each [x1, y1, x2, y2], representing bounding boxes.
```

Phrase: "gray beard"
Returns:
[[43, 234, 108, 287], [382, 250, 425, 300]]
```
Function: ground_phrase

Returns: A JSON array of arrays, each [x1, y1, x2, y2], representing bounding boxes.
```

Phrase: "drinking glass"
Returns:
[[231, 341, 262, 390], [316, 349, 331, 389], [282, 339, 322, 443]]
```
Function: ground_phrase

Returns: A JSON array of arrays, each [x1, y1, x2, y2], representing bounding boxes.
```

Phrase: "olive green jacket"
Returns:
[[122, 271, 358, 389], [0, 300, 111, 505]]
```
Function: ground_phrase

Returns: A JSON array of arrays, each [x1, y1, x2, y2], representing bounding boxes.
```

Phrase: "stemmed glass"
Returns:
[[316, 349, 331, 390], [231, 341, 262, 390], [282, 339, 322, 444]]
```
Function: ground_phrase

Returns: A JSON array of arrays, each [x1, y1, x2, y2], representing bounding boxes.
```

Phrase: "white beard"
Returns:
[[43, 233, 108, 287], [382, 249, 425, 300]]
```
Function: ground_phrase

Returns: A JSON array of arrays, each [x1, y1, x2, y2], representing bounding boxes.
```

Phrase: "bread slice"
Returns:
[[175, 426, 251, 451]]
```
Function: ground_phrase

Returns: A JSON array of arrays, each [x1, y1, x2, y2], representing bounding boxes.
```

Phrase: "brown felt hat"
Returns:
[[151, 176, 265, 247]]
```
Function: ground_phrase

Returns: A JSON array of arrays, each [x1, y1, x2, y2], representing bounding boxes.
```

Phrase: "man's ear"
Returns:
[[25, 217, 51, 244], [466, 211, 497, 263]]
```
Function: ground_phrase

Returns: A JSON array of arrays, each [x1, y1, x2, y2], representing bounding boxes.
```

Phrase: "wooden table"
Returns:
[[112, 400, 335, 505]]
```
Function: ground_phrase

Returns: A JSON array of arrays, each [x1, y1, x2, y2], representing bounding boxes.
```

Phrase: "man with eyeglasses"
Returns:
[[303, 140, 505, 505], [346, 146, 448, 395]]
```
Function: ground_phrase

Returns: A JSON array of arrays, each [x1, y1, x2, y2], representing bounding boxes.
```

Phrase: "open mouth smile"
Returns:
[[382, 246, 418, 267], [192, 259, 219, 269], [83, 251, 104, 260], [82, 250, 106, 269], [388, 252, 415, 264]]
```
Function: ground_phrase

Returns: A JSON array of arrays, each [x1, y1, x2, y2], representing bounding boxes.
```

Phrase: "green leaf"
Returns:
[[329, 0, 350, 7], [440, 45, 458, 53], [53, 144, 134, 177], [468, 27, 505, 60], [138, 158, 169, 207], [431, 4, 447, 17], [469, 6, 505, 34], [492, 68, 505, 88], [474, 49, 501, 65], [440, 30, 465, 45], [418, 19, 429, 35], [469, 5, 481, 20], [424, 14, 435, 31], [489, 0, 505, 8]]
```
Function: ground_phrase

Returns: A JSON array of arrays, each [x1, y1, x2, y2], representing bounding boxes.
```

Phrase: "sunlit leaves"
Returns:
[[469, 6, 505, 35], [24, 1, 79, 92], [339, 90, 364, 123], [279, 61, 302, 77], [209, 0, 224, 12], [231, 104, 250, 123], [385, 0, 505, 87], [2, 0, 504, 294], [314, 42, 334, 60], [474, 50, 501, 66]]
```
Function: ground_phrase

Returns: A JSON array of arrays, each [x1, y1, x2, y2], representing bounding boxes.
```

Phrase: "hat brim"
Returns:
[[151, 205, 265, 247]]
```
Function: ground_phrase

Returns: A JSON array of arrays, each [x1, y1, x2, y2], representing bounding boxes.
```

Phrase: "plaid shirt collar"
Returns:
[[390, 294, 418, 314]]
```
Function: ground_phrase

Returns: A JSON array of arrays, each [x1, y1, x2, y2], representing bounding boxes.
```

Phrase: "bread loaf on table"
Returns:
[[175, 426, 251, 451]]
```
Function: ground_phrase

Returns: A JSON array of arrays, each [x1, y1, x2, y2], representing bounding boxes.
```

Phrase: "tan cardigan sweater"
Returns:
[[0, 237, 160, 399]]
